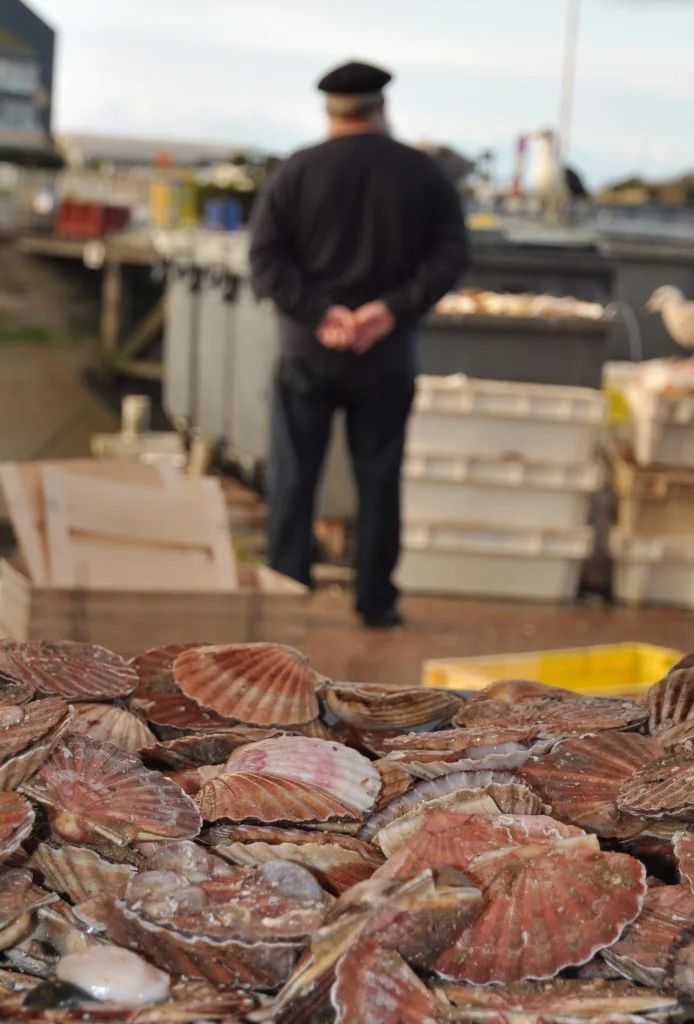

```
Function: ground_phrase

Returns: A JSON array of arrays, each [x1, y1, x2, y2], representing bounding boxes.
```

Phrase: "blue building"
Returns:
[[0, 0, 58, 163]]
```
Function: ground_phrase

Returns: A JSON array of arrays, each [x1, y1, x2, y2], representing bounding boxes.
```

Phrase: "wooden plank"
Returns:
[[42, 468, 75, 587], [198, 477, 238, 589], [0, 464, 47, 584]]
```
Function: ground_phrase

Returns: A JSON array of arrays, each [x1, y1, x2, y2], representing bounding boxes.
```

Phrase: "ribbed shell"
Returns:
[[24, 733, 201, 845], [658, 720, 694, 755], [0, 793, 34, 863], [225, 736, 381, 815], [142, 729, 284, 770], [360, 770, 519, 843], [383, 725, 542, 754], [0, 640, 137, 701], [0, 676, 34, 706], [220, 841, 382, 895], [646, 665, 694, 735], [332, 938, 448, 1024], [675, 831, 694, 890], [70, 703, 156, 753], [128, 642, 228, 730], [206, 823, 380, 859], [376, 794, 499, 859], [507, 696, 649, 737], [373, 811, 585, 881], [436, 837, 647, 984], [324, 683, 462, 732], [602, 882, 694, 986], [467, 679, 580, 705], [29, 843, 138, 903], [0, 697, 71, 763], [194, 772, 357, 825], [0, 704, 74, 792], [618, 754, 694, 820], [440, 979, 679, 1018], [173, 643, 322, 726], [520, 732, 660, 838]]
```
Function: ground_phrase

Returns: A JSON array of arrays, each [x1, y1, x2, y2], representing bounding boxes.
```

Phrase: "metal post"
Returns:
[[558, 0, 582, 164]]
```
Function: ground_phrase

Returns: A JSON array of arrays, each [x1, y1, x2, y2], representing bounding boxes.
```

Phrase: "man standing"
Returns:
[[250, 60, 468, 628]]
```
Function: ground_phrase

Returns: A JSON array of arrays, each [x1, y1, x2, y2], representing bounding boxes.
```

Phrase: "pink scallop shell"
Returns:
[[602, 881, 694, 986], [128, 642, 229, 730], [0, 697, 71, 762], [173, 643, 322, 726], [618, 753, 694, 820], [675, 830, 694, 891], [436, 836, 647, 984], [520, 732, 660, 838], [23, 733, 201, 845], [225, 736, 381, 815], [0, 640, 137, 700], [29, 843, 138, 903]]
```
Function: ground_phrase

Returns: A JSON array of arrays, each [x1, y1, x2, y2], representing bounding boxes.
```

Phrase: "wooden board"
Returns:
[[0, 458, 179, 584], [42, 467, 237, 591]]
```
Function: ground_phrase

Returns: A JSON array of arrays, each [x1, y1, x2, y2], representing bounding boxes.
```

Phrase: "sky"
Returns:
[[30, 0, 694, 188]]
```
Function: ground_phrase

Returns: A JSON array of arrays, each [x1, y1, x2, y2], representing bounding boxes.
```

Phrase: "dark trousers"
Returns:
[[267, 351, 415, 620]]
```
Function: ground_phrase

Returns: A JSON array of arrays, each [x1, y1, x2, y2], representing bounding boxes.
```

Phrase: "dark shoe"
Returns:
[[361, 607, 405, 630]]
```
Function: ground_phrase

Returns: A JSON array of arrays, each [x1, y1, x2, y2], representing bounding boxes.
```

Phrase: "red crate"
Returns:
[[56, 200, 130, 240]]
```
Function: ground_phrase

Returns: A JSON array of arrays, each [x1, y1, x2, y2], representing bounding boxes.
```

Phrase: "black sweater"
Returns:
[[249, 132, 469, 359]]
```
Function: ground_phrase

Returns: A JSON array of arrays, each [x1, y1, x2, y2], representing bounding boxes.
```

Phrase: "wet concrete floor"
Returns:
[[306, 590, 694, 686]]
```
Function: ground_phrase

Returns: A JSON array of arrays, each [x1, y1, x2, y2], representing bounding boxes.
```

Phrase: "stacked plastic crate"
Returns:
[[609, 366, 694, 609], [396, 375, 606, 601]]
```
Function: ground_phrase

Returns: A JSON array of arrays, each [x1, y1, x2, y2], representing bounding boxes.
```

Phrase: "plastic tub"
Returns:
[[611, 530, 694, 609], [422, 642, 682, 697], [396, 523, 593, 601], [407, 376, 606, 465], [403, 453, 601, 530]]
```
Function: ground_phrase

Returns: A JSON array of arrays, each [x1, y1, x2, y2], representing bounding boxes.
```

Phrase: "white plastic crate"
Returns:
[[626, 387, 694, 468], [611, 531, 694, 609], [402, 454, 602, 530], [408, 376, 606, 464], [396, 523, 593, 601]]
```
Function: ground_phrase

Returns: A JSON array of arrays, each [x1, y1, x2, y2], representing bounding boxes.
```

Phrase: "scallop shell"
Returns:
[[520, 732, 660, 838], [385, 739, 552, 777], [439, 979, 680, 1019], [657, 719, 694, 755], [205, 824, 380, 861], [29, 843, 138, 903], [0, 793, 34, 863], [220, 840, 382, 895], [173, 643, 322, 726], [674, 831, 694, 890], [293, 718, 336, 741], [128, 643, 229, 730], [360, 770, 520, 843], [22, 733, 202, 845], [510, 696, 649, 737], [224, 736, 381, 815], [0, 696, 71, 763], [324, 683, 462, 732], [436, 836, 647, 984], [332, 938, 448, 1024], [0, 640, 137, 700], [618, 753, 694, 821], [645, 664, 694, 735], [376, 794, 500, 859], [373, 810, 585, 881], [194, 772, 358, 825], [602, 882, 694, 986], [383, 724, 542, 754], [0, 703, 74, 792], [70, 702, 157, 753]]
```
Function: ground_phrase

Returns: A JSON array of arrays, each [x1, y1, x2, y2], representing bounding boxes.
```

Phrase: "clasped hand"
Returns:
[[316, 301, 395, 354]]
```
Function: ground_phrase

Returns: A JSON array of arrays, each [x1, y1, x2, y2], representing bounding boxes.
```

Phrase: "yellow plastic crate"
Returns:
[[423, 643, 683, 699]]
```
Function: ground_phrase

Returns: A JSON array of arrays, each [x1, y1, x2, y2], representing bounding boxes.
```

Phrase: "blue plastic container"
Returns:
[[204, 198, 242, 231]]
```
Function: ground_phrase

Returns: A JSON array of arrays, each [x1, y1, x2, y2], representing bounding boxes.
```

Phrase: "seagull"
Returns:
[[527, 129, 590, 218], [646, 286, 694, 350]]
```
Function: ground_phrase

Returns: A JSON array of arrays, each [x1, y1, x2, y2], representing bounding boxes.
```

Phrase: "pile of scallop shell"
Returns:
[[2, 640, 694, 1022]]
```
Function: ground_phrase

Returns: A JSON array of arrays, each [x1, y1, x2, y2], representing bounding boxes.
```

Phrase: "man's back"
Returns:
[[250, 131, 468, 359], [271, 133, 460, 308]]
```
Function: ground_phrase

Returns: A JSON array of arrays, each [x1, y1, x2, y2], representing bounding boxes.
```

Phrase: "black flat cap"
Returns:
[[317, 61, 393, 95]]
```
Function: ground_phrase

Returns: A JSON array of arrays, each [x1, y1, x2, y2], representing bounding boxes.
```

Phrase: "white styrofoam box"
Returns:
[[626, 386, 694, 468], [396, 523, 593, 601], [611, 531, 694, 609], [408, 376, 606, 464], [402, 453, 602, 530]]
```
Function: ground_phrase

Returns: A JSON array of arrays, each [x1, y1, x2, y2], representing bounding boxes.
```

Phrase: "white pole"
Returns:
[[558, 0, 582, 164]]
